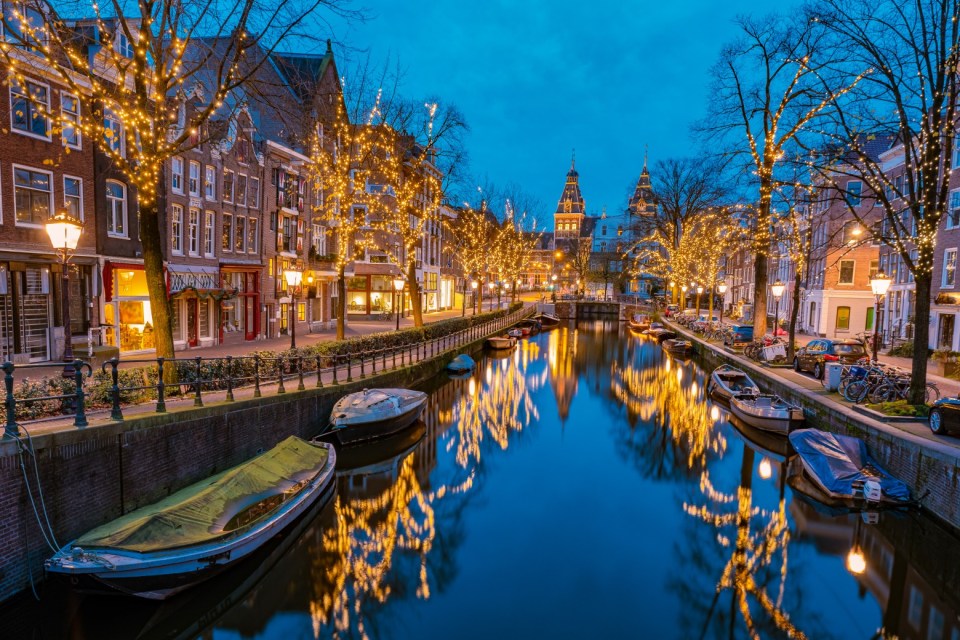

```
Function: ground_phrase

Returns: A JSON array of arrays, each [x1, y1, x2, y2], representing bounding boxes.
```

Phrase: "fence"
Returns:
[[2, 305, 535, 438]]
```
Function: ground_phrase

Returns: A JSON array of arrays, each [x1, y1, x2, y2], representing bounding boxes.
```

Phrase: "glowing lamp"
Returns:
[[758, 458, 772, 480], [870, 272, 892, 297], [283, 267, 303, 288], [770, 280, 786, 299], [846, 549, 866, 575], [45, 212, 83, 252], [471, 280, 478, 290], [392, 277, 404, 292], [717, 282, 728, 295]]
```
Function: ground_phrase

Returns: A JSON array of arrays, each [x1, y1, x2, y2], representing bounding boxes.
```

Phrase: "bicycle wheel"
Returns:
[[925, 383, 941, 403], [868, 383, 895, 404], [843, 380, 868, 403]]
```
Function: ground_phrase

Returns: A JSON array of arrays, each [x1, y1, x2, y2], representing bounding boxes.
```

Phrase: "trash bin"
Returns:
[[825, 362, 843, 391]]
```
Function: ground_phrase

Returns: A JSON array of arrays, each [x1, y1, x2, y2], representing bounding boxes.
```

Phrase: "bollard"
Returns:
[[316, 355, 324, 388], [194, 357, 204, 407], [371, 349, 377, 374], [401, 345, 406, 366], [360, 352, 366, 379], [156, 357, 167, 413], [2, 361, 20, 439], [297, 356, 305, 391], [225, 356, 235, 402], [103, 358, 123, 421], [277, 357, 286, 394], [332, 355, 339, 385], [393, 348, 397, 370], [346, 355, 353, 383], [253, 354, 262, 398], [73, 361, 89, 428]]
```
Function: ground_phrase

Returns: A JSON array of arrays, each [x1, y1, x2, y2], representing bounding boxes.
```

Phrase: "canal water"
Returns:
[[16, 320, 960, 639]]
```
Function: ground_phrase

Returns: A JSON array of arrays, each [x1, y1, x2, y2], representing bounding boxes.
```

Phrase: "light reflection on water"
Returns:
[[22, 321, 960, 640]]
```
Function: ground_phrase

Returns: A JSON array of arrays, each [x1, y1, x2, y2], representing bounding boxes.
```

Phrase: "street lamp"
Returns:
[[870, 271, 892, 362], [393, 277, 405, 330], [696, 285, 704, 319], [770, 280, 786, 338], [488, 281, 495, 311], [45, 212, 83, 377], [717, 282, 728, 325], [670, 280, 676, 305], [283, 266, 303, 349], [471, 280, 478, 315], [681, 285, 688, 309]]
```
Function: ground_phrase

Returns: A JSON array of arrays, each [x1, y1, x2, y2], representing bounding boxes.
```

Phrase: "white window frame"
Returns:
[[838, 259, 855, 285], [60, 91, 80, 149], [943, 248, 957, 288], [949, 189, 960, 230], [10, 78, 51, 141], [237, 173, 247, 207], [116, 29, 134, 58], [247, 217, 258, 253], [249, 177, 260, 208], [223, 169, 234, 203], [234, 215, 246, 253], [12, 164, 53, 228], [103, 106, 125, 158], [62, 174, 83, 221], [188, 208, 200, 255], [106, 179, 128, 238], [171, 204, 184, 255], [171, 157, 184, 194], [204, 211, 215, 257], [222, 212, 233, 252], [188, 160, 201, 197], [204, 165, 216, 201]]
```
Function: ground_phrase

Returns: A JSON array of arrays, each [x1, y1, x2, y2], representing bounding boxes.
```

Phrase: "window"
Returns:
[[10, 80, 49, 138], [247, 217, 258, 253], [103, 107, 124, 156], [116, 30, 134, 58], [842, 221, 862, 245], [222, 213, 233, 251], [188, 161, 200, 196], [13, 166, 52, 225], [61, 93, 80, 148], [106, 180, 127, 237], [63, 176, 82, 220], [869, 259, 878, 280], [297, 302, 306, 321], [908, 586, 924, 630], [836, 306, 851, 331], [847, 180, 862, 206], [312, 223, 327, 255], [171, 204, 183, 254], [235, 216, 246, 253], [223, 169, 234, 203], [944, 249, 957, 287], [204, 211, 215, 256], [838, 260, 855, 284], [188, 209, 200, 255], [237, 174, 247, 207], [204, 165, 216, 200], [249, 177, 260, 208], [3, 2, 47, 46], [171, 157, 184, 194], [928, 607, 945, 640]]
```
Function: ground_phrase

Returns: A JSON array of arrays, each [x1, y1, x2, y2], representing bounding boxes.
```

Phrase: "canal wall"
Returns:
[[0, 333, 498, 604], [674, 323, 960, 530]]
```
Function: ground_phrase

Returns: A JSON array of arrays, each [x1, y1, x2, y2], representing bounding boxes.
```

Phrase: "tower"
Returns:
[[554, 152, 586, 239]]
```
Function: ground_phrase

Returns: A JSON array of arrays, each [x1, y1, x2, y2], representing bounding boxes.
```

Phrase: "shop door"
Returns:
[[186, 298, 199, 347], [244, 298, 256, 340], [939, 314, 955, 349], [18, 269, 51, 361]]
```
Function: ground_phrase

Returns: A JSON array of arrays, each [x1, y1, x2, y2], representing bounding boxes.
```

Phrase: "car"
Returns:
[[665, 304, 679, 317], [793, 339, 868, 379], [929, 398, 960, 435]]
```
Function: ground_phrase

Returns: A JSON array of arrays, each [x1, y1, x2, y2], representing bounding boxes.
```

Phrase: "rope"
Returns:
[[15, 430, 61, 554]]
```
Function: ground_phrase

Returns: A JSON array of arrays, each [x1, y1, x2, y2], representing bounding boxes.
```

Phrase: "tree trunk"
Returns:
[[708, 287, 714, 321], [753, 253, 768, 337], [909, 272, 932, 404], [788, 268, 801, 361], [336, 264, 346, 340], [408, 260, 423, 327], [139, 200, 175, 382]]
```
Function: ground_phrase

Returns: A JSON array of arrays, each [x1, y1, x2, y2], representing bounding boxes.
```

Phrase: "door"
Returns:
[[938, 314, 955, 350], [186, 298, 199, 347], [244, 297, 256, 341], [18, 269, 51, 361]]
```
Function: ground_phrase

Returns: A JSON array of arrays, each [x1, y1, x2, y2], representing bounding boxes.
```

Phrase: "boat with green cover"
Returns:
[[45, 436, 336, 600]]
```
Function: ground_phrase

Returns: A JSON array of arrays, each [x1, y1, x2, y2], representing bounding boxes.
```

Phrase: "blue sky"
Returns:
[[328, 0, 782, 224]]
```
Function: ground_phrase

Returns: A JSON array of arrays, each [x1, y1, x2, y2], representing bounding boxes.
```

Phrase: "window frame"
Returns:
[[249, 176, 260, 208], [60, 91, 81, 149], [103, 106, 125, 158], [105, 179, 128, 238], [836, 306, 851, 331], [62, 174, 83, 221], [204, 165, 216, 201], [204, 210, 215, 257], [235, 215, 246, 253], [12, 164, 53, 228], [188, 160, 201, 197], [236, 173, 247, 207], [10, 78, 51, 141], [944, 248, 957, 288], [171, 204, 184, 255], [223, 169, 235, 203], [838, 259, 855, 285], [222, 212, 233, 252], [188, 208, 200, 256], [171, 157, 184, 194], [247, 217, 258, 253]]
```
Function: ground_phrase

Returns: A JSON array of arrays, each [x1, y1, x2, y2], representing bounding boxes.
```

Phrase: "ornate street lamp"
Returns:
[[717, 282, 728, 325], [471, 280, 479, 315], [770, 280, 786, 337], [669, 280, 676, 305], [393, 277, 405, 330], [283, 266, 303, 349], [870, 271, 892, 362], [696, 285, 704, 319], [45, 212, 83, 377]]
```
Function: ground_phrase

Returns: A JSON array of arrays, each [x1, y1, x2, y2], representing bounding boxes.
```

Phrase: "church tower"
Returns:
[[628, 155, 656, 218], [554, 153, 586, 240]]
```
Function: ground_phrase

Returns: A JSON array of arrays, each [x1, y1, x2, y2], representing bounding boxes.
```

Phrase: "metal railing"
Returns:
[[2, 305, 534, 438]]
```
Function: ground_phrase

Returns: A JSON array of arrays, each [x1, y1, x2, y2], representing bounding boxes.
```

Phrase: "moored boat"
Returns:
[[533, 312, 561, 327], [788, 429, 912, 506], [708, 364, 760, 401], [516, 319, 541, 335], [329, 388, 428, 444], [486, 335, 516, 350], [729, 393, 805, 434], [662, 338, 692, 356], [45, 436, 337, 600], [446, 354, 476, 374], [507, 328, 523, 339], [628, 314, 651, 332], [647, 328, 676, 343]]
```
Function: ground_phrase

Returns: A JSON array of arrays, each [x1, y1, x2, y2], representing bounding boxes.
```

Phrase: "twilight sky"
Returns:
[[328, 0, 783, 224]]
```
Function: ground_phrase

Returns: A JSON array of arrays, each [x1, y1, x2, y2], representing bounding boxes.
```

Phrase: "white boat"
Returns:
[[728, 393, 805, 435], [329, 388, 428, 444], [662, 338, 692, 356], [45, 437, 336, 600], [486, 335, 516, 350], [507, 328, 523, 338], [708, 364, 760, 401], [533, 312, 561, 327], [628, 314, 651, 332]]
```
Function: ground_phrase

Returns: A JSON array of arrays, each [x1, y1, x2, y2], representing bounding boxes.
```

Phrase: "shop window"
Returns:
[[297, 302, 305, 321], [13, 165, 52, 225], [836, 306, 851, 331], [199, 300, 210, 338]]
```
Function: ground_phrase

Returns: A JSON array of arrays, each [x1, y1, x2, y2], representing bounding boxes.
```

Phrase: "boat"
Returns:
[[446, 354, 476, 374], [44, 436, 337, 600], [329, 388, 428, 444], [516, 319, 541, 335], [507, 328, 523, 339], [486, 335, 516, 350], [533, 312, 561, 327], [728, 393, 805, 434], [628, 314, 651, 332], [727, 413, 794, 462], [646, 328, 676, 343], [708, 364, 760, 402], [788, 429, 912, 506], [662, 338, 692, 356]]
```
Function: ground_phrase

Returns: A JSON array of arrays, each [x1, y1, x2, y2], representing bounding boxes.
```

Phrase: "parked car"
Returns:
[[724, 324, 754, 346], [665, 304, 679, 317], [793, 339, 868, 379], [929, 398, 960, 435]]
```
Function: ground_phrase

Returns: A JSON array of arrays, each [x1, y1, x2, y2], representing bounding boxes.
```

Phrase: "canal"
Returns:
[[15, 320, 960, 639]]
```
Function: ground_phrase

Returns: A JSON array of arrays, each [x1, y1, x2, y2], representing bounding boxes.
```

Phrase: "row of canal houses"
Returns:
[[722, 133, 960, 353], [0, 14, 457, 364]]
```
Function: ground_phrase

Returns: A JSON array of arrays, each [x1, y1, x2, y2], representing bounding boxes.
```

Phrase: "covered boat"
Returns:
[[708, 364, 760, 401], [446, 354, 476, 374], [662, 338, 692, 356], [647, 329, 676, 343], [486, 335, 516, 350], [788, 429, 911, 506], [729, 393, 805, 434], [533, 312, 561, 327], [329, 388, 427, 444], [628, 315, 651, 332], [45, 436, 336, 600]]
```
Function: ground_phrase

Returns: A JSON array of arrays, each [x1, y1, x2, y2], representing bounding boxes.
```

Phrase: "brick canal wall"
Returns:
[[0, 338, 489, 603], [676, 323, 960, 530]]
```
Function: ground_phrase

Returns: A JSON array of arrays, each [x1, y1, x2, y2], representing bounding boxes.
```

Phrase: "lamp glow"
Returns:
[[45, 212, 83, 252]]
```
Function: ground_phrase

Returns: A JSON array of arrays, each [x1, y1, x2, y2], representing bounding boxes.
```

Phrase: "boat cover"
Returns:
[[788, 429, 910, 503], [447, 354, 475, 373], [75, 436, 329, 553]]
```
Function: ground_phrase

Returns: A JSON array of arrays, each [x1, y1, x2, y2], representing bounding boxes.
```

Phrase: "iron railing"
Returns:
[[2, 305, 534, 438]]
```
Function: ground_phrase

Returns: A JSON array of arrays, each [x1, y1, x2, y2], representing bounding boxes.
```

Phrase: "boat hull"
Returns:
[[708, 365, 760, 402], [486, 337, 516, 350], [332, 395, 427, 445], [729, 395, 804, 435]]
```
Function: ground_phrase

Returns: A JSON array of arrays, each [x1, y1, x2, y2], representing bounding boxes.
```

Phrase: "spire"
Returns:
[[326, 39, 332, 53], [571, 148, 576, 171], [642, 144, 649, 175]]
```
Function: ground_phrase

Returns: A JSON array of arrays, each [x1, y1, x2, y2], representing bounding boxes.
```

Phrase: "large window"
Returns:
[[171, 157, 184, 194], [249, 177, 260, 208], [223, 169, 234, 203], [106, 180, 127, 237], [188, 208, 200, 255], [838, 259, 855, 284], [944, 249, 957, 288], [247, 218, 258, 253], [237, 174, 248, 207], [222, 213, 233, 252], [63, 176, 82, 220], [10, 80, 49, 138], [204, 165, 216, 200], [836, 306, 851, 331], [171, 204, 183, 255], [13, 166, 52, 225], [188, 160, 200, 196], [104, 107, 124, 156], [204, 211, 215, 256], [235, 216, 246, 253], [61, 93, 80, 148]]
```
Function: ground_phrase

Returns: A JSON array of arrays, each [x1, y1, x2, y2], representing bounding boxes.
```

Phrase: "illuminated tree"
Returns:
[[1, 0, 357, 360], [445, 204, 495, 313]]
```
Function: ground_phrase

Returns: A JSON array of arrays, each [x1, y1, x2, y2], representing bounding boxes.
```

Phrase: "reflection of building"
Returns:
[[548, 326, 578, 422]]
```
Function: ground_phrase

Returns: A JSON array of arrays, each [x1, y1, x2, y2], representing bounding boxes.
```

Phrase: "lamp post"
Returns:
[[696, 285, 704, 319], [681, 285, 688, 309], [488, 281, 495, 311], [45, 212, 83, 377], [717, 282, 728, 325], [393, 277, 405, 330], [669, 280, 676, 305], [471, 280, 478, 315], [283, 266, 303, 349], [870, 271, 892, 362], [770, 280, 786, 338]]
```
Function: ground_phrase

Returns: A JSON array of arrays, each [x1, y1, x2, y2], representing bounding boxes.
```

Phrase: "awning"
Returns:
[[103, 261, 145, 303], [168, 265, 235, 300]]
